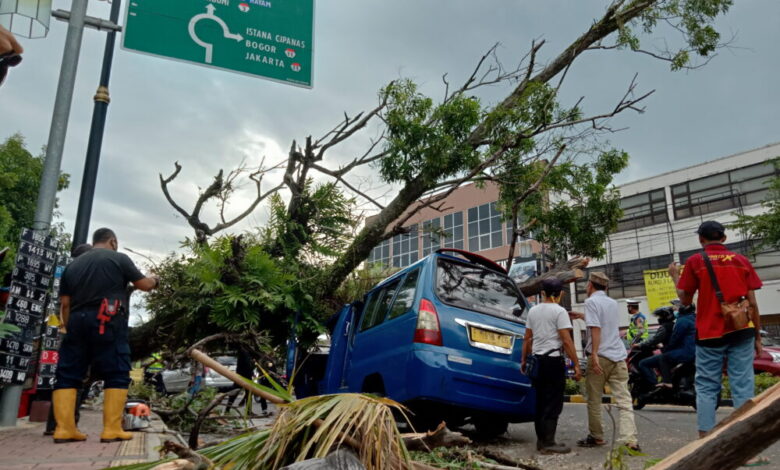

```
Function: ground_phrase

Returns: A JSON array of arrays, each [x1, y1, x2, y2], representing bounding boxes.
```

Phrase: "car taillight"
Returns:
[[414, 299, 442, 346]]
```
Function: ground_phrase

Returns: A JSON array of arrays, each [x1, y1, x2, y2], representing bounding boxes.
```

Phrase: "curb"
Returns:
[[565, 394, 613, 404], [564, 395, 735, 407]]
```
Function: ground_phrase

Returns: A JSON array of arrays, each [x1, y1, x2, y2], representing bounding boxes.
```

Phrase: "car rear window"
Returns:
[[435, 258, 526, 323]]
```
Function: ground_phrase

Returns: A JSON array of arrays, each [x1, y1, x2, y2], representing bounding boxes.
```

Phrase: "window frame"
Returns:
[[670, 162, 779, 220]]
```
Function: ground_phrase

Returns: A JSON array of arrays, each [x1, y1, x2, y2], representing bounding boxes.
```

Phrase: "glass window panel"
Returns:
[[479, 218, 490, 234], [491, 217, 502, 232], [454, 212, 463, 225], [478, 203, 489, 219], [480, 234, 490, 249], [731, 162, 775, 182], [388, 270, 420, 320], [469, 237, 479, 252], [468, 207, 478, 221], [468, 221, 478, 236], [671, 183, 688, 196], [491, 231, 503, 248], [454, 226, 463, 241], [689, 173, 729, 192]]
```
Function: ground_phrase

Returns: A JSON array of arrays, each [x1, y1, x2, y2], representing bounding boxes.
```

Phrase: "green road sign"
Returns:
[[123, 0, 314, 88]]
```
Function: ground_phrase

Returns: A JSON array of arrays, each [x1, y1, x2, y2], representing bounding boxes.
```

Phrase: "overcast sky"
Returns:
[[2, 0, 779, 271]]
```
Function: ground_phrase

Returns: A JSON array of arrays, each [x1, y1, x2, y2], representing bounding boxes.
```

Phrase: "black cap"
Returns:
[[696, 221, 726, 241], [541, 278, 563, 293]]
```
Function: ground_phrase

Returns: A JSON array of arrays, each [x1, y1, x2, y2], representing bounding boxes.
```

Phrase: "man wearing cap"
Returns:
[[669, 221, 763, 438], [625, 299, 648, 344], [574, 272, 639, 450]]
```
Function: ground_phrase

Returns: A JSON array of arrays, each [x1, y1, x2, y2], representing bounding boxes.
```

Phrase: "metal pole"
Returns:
[[0, 0, 89, 428], [72, 0, 121, 249]]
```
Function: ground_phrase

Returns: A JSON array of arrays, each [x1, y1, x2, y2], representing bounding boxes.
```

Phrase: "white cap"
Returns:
[[626, 299, 641, 305]]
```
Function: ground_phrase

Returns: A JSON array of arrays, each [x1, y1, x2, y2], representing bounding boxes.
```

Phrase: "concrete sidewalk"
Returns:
[[0, 406, 169, 470]]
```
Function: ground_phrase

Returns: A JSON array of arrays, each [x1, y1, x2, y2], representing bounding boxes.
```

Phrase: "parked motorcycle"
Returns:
[[627, 347, 698, 410]]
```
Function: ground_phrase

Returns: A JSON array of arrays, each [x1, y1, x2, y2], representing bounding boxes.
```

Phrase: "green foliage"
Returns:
[[143, 235, 318, 353], [731, 158, 780, 251], [565, 378, 581, 395], [500, 148, 628, 260], [0, 317, 21, 339], [0, 134, 69, 277], [263, 181, 357, 262], [410, 448, 495, 469], [605, 444, 646, 470], [379, 79, 482, 185], [633, 0, 733, 70]]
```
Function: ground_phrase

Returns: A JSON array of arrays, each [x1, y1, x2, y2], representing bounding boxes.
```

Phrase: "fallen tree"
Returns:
[[649, 381, 780, 470]]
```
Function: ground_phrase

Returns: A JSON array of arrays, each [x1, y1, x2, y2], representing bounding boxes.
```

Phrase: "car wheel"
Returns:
[[473, 416, 508, 438]]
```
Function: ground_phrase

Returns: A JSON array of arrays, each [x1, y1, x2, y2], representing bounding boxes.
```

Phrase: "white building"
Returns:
[[570, 142, 780, 334]]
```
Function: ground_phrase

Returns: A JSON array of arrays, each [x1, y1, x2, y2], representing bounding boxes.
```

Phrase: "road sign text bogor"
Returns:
[[123, 0, 313, 87]]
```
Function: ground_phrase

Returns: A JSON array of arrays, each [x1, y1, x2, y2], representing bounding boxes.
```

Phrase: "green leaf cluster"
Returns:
[[0, 134, 69, 277], [379, 80, 482, 185], [634, 0, 734, 70]]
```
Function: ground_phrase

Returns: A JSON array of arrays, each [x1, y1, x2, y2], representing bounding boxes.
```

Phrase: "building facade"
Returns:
[[570, 142, 780, 331]]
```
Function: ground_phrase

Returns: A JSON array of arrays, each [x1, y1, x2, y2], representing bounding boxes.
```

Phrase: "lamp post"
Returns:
[[72, 0, 121, 249]]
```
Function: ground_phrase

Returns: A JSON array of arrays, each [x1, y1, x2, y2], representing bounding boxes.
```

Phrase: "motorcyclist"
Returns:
[[656, 304, 696, 388], [635, 307, 676, 389]]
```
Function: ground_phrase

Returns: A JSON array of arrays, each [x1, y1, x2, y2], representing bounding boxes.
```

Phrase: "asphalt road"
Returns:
[[474, 403, 780, 470]]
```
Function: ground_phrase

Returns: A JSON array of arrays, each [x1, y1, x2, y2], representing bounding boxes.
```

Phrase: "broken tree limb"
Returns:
[[190, 348, 285, 405], [476, 448, 544, 470], [402, 422, 471, 451], [649, 382, 780, 470], [517, 256, 590, 297], [188, 388, 242, 450]]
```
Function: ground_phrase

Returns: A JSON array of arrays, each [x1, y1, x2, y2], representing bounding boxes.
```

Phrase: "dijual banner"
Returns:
[[643, 267, 683, 312]]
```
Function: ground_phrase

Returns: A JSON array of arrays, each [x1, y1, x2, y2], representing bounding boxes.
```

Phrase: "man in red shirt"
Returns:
[[668, 221, 762, 437]]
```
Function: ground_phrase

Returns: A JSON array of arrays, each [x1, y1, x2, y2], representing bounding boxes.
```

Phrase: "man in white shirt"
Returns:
[[574, 272, 640, 451]]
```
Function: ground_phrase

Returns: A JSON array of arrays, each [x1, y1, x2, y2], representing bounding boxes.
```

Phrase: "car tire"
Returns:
[[473, 416, 508, 438]]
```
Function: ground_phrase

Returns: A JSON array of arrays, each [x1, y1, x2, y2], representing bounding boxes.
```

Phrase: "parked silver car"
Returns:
[[161, 356, 236, 393]]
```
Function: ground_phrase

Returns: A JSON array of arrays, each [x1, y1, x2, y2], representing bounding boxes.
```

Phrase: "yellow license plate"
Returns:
[[470, 327, 512, 349]]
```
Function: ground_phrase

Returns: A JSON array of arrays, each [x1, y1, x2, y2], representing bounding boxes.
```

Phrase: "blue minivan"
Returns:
[[297, 248, 535, 436]]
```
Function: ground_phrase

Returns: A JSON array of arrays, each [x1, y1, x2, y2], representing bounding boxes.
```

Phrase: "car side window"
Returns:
[[360, 279, 401, 331], [387, 269, 420, 320]]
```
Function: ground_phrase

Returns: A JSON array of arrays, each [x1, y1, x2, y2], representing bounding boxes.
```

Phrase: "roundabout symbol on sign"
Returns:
[[188, 4, 243, 64]]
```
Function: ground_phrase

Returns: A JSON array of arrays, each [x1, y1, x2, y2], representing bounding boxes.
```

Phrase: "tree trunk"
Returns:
[[516, 257, 590, 297], [649, 382, 780, 470]]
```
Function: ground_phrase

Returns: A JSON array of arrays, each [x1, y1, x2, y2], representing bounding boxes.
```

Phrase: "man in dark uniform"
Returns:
[[52, 228, 159, 443]]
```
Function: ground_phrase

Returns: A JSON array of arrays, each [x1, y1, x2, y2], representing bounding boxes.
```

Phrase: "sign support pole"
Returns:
[[72, 0, 122, 248], [0, 0, 89, 428]]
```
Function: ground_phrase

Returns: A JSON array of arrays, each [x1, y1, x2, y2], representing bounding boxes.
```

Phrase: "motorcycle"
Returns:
[[627, 347, 699, 410]]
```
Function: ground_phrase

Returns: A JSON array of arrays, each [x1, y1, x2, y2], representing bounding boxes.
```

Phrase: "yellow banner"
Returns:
[[643, 268, 680, 312]]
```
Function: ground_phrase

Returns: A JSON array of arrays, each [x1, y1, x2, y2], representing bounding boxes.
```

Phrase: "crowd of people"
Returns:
[[521, 220, 764, 459]]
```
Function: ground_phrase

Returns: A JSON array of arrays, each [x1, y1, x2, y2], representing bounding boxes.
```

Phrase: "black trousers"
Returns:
[[531, 355, 566, 446], [55, 309, 131, 390]]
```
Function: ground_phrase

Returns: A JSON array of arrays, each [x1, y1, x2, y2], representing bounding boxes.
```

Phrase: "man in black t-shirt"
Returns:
[[52, 228, 159, 444]]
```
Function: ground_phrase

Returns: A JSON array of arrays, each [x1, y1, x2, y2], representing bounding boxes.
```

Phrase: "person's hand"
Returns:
[[668, 262, 680, 281], [755, 337, 764, 358], [590, 359, 603, 376], [520, 361, 527, 375], [573, 366, 582, 381], [569, 311, 585, 321], [0, 25, 23, 56]]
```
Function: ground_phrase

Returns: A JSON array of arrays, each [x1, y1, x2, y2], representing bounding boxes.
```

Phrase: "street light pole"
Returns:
[[0, 0, 89, 428], [72, 0, 121, 248]]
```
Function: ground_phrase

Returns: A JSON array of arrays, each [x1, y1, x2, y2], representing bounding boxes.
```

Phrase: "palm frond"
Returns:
[[203, 393, 412, 470]]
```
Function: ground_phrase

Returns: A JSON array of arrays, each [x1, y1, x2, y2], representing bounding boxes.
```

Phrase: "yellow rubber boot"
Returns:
[[100, 388, 133, 442], [52, 388, 88, 443]]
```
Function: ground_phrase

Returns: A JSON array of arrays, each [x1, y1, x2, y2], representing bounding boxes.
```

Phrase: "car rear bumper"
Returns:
[[403, 346, 534, 421]]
